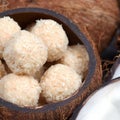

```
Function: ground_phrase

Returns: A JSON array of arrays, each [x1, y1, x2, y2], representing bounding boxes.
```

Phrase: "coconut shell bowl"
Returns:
[[0, 8, 102, 120]]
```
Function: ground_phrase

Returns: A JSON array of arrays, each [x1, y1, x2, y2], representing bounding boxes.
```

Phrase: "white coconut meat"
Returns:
[[0, 74, 41, 107], [59, 44, 89, 77], [3, 30, 48, 75], [31, 19, 69, 62], [76, 79, 120, 120], [40, 64, 82, 103], [0, 16, 21, 58], [112, 64, 120, 79]]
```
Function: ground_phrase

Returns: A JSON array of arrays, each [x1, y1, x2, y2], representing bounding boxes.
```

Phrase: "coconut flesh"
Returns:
[[111, 58, 120, 79], [75, 61, 120, 120]]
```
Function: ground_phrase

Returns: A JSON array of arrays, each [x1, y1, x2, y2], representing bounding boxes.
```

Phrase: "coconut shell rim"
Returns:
[[0, 7, 97, 112]]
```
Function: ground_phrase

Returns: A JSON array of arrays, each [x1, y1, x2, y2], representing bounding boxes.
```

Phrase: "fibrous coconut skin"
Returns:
[[0, 16, 21, 58], [59, 44, 89, 77], [3, 30, 48, 75], [7, 0, 120, 52], [75, 79, 120, 120], [0, 74, 41, 107], [0, 60, 6, 79], [40, 64, 82, 103], [31, 19, 69, 62]]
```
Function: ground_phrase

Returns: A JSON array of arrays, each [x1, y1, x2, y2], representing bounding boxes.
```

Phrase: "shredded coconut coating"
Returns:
[[0, 74, 41, 107], [31, 19, 68, 62], [59, 44, 89, 77], [3, 30, 48, 75], [40, 64, 82, 103], [0, 16, 21, 58], [0, 60, 7, 79]]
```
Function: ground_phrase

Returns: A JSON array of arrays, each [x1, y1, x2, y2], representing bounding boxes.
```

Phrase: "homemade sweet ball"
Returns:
[[3, 30, 48, 75], [0, 74, 41, 107], [31, 19, 69, 62], [40, 64, 82, 103], [0, 60, 6, 79], [0, 16, 21, 58], [59, 44, 89, 77]]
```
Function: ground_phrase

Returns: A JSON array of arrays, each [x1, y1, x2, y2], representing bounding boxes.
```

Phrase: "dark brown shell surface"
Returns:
[[0, 8, 102, 120], [4, 0, 120, 53]]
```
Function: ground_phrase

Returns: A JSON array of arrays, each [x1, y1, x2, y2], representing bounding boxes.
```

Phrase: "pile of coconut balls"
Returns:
[[0, 16, 89, 107]]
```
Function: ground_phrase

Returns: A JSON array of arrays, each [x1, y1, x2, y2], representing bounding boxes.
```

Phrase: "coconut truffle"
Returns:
[[0, 60, 7, 79], [31, 19, 69, 62], [3, 30, 48, 75], [40, 64, 82, 103], [0, 16, 21, 58], [0, 74, 41, 107], [59, 44, 89, 77]]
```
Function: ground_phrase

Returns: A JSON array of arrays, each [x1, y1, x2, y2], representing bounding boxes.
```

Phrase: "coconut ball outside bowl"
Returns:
[[0, 8, 102, 120]]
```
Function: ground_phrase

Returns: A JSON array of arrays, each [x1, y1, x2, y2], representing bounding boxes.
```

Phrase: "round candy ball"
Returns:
[[31, 19, 69, 62], [0, 16, 21, 58], [0, 74, 41, 107], [3, 30, 48, 75], [40, 64, 82, 103]]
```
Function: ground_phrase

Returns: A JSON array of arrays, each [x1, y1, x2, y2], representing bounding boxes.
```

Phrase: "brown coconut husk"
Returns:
[[5, 0, 120, 53]]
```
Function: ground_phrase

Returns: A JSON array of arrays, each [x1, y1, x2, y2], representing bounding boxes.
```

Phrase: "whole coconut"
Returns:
[[7, 0, 120, 52]]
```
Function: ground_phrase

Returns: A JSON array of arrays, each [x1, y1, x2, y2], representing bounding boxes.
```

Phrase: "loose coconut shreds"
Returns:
[[0, 60, 7, 79], [40, 64, 82, 103], [3, 30, 48, 75], [31, 19, 69, 62], [60, 44, 89, 77], [0, 16, 21, 58], [0, 74, 41, 107]]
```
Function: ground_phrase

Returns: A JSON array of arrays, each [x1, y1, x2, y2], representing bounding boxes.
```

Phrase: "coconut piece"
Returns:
[[112, 64, 120, 79], [0, 60, 7, 78], [59, 44, 89, 77], [40, 64, 82, 103], [0, 16, 21, 58], [3, 30, 48, 75], [31, 19, 69, 62], [72, 78, 120, 120], [0, 74, 41, 107]]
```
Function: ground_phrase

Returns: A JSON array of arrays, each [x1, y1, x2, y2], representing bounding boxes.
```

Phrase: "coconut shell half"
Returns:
[[69, 76, 120, 120], [0, 8, 102, 120], [6, 0, 120, 53]]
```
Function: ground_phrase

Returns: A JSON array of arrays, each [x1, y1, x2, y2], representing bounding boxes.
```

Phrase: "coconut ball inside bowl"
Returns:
[[30, 19, 69, 62], [0, 74, 41, 107], [3, 30, 48, 75], [0, 16, 21, 58], [59, 44, 89, 77], [40, 64, 82, 103]]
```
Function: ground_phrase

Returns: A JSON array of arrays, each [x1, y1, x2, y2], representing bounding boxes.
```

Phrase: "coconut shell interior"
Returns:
[[0, 8, 102, 120]]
